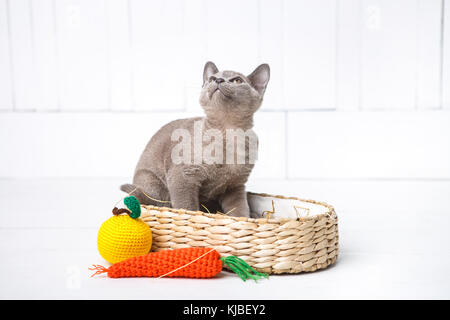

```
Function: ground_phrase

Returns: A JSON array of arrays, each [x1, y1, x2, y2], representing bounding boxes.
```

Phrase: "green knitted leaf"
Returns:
[[220, 256, 268, 282], [124, 196, 141, 219]]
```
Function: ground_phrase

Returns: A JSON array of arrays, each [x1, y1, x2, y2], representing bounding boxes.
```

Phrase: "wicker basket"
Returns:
[[140, 192, 339, 274]]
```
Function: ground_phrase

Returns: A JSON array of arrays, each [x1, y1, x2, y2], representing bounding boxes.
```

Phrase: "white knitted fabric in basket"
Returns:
[[248, 194, 329, 219]]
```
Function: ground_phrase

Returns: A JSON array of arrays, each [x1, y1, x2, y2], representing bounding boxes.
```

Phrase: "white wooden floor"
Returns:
[[1, 178, 449, 299]]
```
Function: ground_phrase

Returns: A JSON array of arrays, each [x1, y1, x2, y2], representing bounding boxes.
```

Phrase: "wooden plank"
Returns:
[[444, 0, 450, 109], [183, 0, 207, 112], [0, 112, 183, 178], [31, 0, 58, 110], [0, 0, 13, 110], [287, 111, 450, 179], [55, 0, 109, 110], [4, 110, 450, 180], [8, 0, 35, 110], [252, 112, 286, 178], [106, 0, 132, 111], [130, 0, 184, 111], [284, 0, 337, 110], [336, 0, 361, 110], [417, 0, 442, 109], [361, 0, 417, 109], [205, 0, 259, 74], [259, 0, 284, 110], [338, 0, 441, 110], [0, 111, 285, 179]]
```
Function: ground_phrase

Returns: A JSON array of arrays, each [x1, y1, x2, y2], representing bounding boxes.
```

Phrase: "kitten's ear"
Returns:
[[248, 64, 270, 95], [203, 61, 219, 85]]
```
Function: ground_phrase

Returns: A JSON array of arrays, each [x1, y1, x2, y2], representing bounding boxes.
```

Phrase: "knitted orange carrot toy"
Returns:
[[89, 247, 268, 281]]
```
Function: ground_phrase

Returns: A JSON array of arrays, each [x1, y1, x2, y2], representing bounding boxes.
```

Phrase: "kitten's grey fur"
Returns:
[[120, 61, 270, 217]]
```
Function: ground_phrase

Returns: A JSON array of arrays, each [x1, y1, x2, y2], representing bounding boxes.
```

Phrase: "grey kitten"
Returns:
[[121, 61, 270, 217]]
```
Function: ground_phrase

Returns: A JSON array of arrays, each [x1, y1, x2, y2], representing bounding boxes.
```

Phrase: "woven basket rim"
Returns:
[[141, 191, 336, 223]]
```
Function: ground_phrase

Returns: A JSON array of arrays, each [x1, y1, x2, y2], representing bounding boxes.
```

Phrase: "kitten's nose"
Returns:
[[215, 78, 225, 84]]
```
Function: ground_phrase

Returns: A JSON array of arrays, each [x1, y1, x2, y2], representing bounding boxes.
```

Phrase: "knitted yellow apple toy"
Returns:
[[97, 196, 152, 264]]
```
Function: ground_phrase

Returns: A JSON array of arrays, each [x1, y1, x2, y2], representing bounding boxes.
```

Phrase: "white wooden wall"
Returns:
[[0, 0, 449, 179]]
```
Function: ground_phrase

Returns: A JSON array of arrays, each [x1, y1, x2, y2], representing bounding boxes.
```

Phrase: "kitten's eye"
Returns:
[[232, 78, 243, 84], [209, 76, 216, 82]]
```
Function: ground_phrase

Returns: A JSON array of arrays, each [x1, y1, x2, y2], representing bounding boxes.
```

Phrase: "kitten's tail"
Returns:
[[120, 183, 170, 207], [120, 183, 147, 204], [120, 183, 137, 195]]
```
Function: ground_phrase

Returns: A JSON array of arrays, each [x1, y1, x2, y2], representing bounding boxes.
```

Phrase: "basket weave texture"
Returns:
[[140, 192, 339, 274]]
